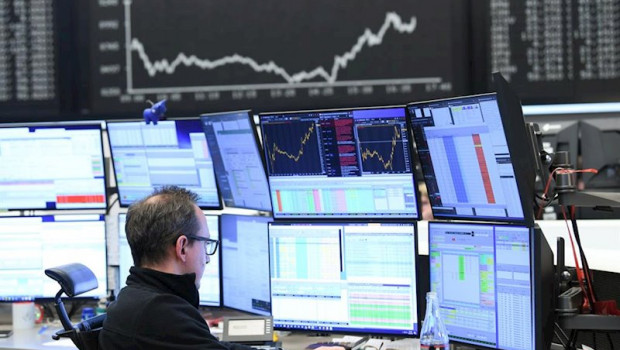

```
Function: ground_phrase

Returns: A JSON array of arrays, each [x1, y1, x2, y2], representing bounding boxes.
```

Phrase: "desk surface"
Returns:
[[0, 325, 421, 350]]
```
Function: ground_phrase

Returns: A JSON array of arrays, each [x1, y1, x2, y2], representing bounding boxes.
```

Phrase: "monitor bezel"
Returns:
[[267, 220, 420, 337], [406, 90, 534, 225], [258, 105, 421, 221], [0, 121, 108, 211], [200, 110, 273, 213], [0, 214, 109, 302], [220, 213, 273, 316], [105, 117, 223, 210]]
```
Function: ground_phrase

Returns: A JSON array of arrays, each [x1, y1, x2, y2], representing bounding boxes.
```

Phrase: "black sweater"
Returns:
[[99, 266, 255, 350]]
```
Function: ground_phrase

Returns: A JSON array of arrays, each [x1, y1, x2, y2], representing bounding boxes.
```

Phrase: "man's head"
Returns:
[[125, 185, 211, 287]]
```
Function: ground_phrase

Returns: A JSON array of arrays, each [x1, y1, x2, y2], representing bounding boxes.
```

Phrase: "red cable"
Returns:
[[570, 205, 597, 304], [561, 206, 591, 312]]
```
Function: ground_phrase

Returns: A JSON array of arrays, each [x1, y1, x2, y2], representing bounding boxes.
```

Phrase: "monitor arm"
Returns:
[[527, 122, 620, 209]]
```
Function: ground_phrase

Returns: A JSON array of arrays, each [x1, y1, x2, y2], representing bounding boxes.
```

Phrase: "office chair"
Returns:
[[45, 263, 106, 350]]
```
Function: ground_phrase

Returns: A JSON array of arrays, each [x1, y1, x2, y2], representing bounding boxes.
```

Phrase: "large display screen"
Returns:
[[201, 111, 272, 211], [85, 0, 468, 116], [259, 106, 418, 219], [0, 215, 107, 301], [269, 222, 418, 335], [408, 94, 525, 222], [221, 214, 272, 315], [0, 124, 106, 210], [107, 119, 221, 208], [429, 222, 534, 350]]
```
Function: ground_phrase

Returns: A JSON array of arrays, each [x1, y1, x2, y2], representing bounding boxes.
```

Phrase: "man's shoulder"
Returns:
[[104, 285, 209, 342], [113, 284, 195, 315]]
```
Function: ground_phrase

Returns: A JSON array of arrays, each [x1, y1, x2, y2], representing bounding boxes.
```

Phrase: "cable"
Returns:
[[560, 205, 591, 312], [106, 197, 119, 215], [537, 168, 562, 219], [569, 206, 597, 305]]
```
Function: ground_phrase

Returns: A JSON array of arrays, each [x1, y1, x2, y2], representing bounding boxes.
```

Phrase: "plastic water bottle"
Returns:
[[420, 291, 450, 349]]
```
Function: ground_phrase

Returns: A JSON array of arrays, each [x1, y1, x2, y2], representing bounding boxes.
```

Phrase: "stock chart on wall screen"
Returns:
[[86, 0, 467, 115]]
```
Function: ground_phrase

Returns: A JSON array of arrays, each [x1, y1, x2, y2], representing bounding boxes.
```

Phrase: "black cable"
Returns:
[[607, 333, 615, 350], [569, 330, 578, 350], [569, 207, 598, 303], [106, 197, 119, 215], [554, 323, 569, 349]]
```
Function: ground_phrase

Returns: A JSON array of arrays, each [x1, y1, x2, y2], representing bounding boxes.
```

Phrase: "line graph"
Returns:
[[89, 0, 464, 114], [129, 12, 417, 89], [357, 124, 408, 173], [262, 121, 323, 176]]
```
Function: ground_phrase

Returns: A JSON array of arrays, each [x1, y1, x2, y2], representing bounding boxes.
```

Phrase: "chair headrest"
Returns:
[[45, 263, 98, 297]]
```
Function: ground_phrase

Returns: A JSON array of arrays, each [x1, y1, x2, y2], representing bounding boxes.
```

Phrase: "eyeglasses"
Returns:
[[185, 234, 219, 256]]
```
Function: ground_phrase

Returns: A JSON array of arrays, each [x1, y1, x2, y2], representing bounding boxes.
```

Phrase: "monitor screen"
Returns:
[[201, 111, 272, 211], [429, 222, 537, 350], [119, 213, 221, 307], [221, 214, 272, 315], [259, 107, 418, 219], [0, 215, 107, 301], [0, 124, 106, 210], [268, 222, 418, 335], [107, 119, 221, 208], [408, 94, 526, 222]]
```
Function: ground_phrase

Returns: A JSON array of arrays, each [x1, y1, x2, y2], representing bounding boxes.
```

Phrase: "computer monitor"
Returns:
[[200, 111, 272, 212], [0, 124, 107, 210], [428, 222, 554, 350], [107, 119, 221, 209], [580, 116, 620, 189], [407, 93, 531, 223], [268, 222, 419, 335], [0, 215, 107, 301], [221, 214, 272, 315], [118, 213, 221, 307], [259, 106, 419, 219], [522, 114, 580, 173]]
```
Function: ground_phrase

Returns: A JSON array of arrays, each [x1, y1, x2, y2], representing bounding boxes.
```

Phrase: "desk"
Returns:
[[0, 325, 74, 350], [0, 326, 578, 350], [0, 325, 421, 350]]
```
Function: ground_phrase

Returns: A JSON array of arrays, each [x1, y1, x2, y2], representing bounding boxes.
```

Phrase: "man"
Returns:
[[99, 185, 255, 349]]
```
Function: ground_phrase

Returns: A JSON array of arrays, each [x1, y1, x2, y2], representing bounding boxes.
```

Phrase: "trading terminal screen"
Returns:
[[0, 124, 106, 210], [107, 119, 220, 208], [119, 213, 221, 307], [0, 215, 107, 301], [408, 94, 525, 221], [201, 111, 272, 212], [268, 222, 418, 335], [429, 222, 534, 350], [259, 107, 418, 219], [221, 214, 272, 315]]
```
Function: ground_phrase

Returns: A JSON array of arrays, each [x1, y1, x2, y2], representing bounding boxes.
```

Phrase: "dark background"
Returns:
[[2, 0, 619, 122]]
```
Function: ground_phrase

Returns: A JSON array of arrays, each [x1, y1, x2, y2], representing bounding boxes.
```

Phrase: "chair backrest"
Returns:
[[45, 263, 98, 297], [44, 263, 105, 350]]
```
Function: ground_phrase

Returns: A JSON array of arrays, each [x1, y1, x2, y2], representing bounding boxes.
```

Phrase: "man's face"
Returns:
[[187, 205, 209, 289]]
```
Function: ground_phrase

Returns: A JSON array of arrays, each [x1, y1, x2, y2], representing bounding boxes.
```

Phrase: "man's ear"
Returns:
[[175, 235, 189, 263]]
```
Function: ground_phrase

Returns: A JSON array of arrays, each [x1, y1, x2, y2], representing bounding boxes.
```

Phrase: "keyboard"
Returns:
[[305, 336, 368, 350]]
